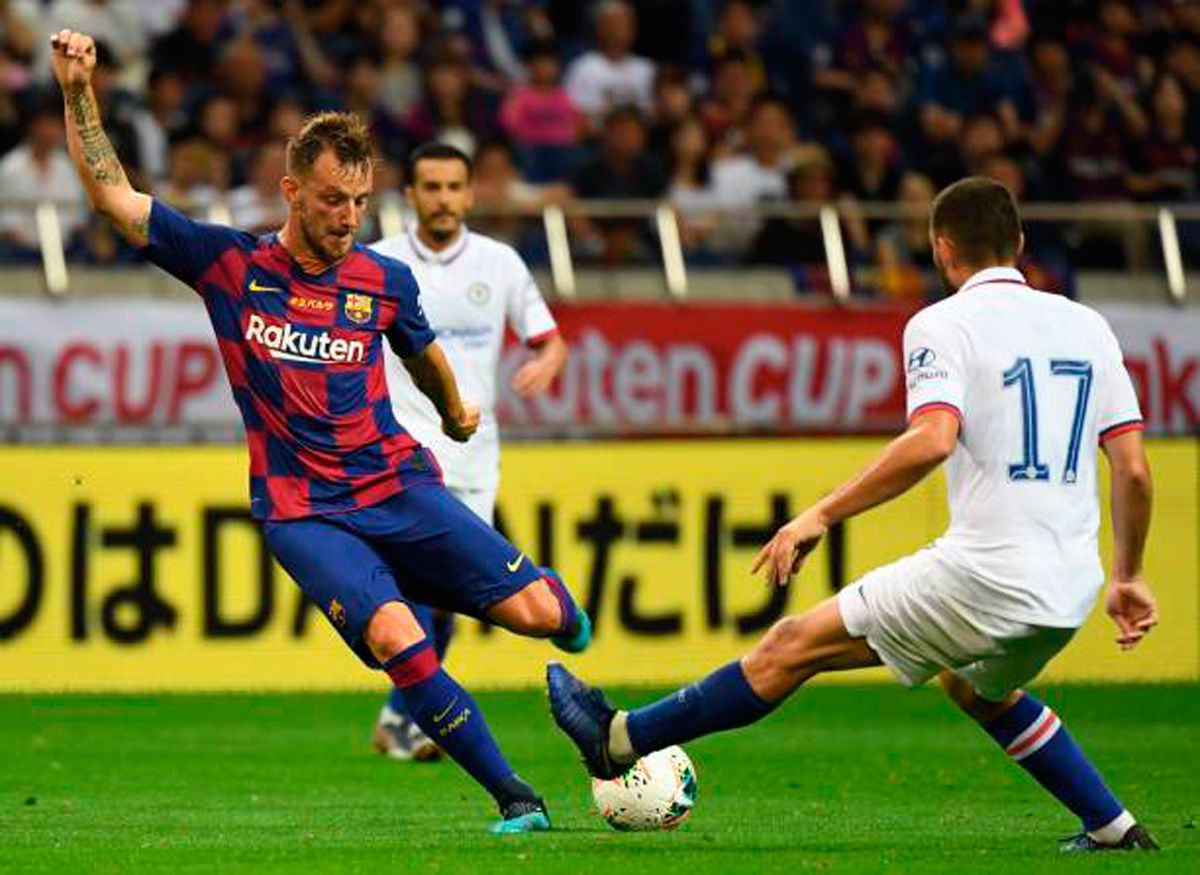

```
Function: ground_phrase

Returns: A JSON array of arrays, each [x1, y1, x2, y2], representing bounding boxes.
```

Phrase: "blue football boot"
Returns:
[[546, 661, 623, 779]]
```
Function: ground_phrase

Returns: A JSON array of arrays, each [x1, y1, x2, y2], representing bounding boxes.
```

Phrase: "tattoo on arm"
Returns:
[[66, 87, 126, 187]]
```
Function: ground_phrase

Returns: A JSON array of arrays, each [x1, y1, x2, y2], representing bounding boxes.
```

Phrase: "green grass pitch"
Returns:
[[2, 684, 1196, 873]]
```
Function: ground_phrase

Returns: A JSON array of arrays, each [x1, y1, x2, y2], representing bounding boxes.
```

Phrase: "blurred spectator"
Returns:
[[747, 145, 837, 271], [266, 96, 307, 144], [710, 95, 799, 208], [874, 170, 937, 301], [341, 53, 408, 164], [226, 0, 337, 97], [698, 50, 760, 150], [1026, 34, 1073, 159], [1069, 0, 1150, 93], [0, 0, 35, 156], [1127, 72, 1197, 201], [150, 0, 228, 90], [912, 11, 1031, 184], [45, 0, 145, 71], [569, 104, 666, 263], [214, 37, 273, 148], [376, 4, 424, 121], [438, 0, 545, 90], [666, 115, 721, 255], [499, 40, 583, 182], [194, 94, 250, 185], [1056, 68, 1146, 201], [704, 0, 766, 90], [563, 0, 656, 124], [646, 66, 694, 160], [960, 112, 1006, 175], [228, 140, 286, 234], [406, 54, 497, 158], [0, 98, 87, 257], [130, 66, 188, 185], [838, 112, 902, 204], [990, 0, 1031, 51], [156, 136, 228, 215], [470, 137, 567, 255], [1162, 36, 1200, 143]]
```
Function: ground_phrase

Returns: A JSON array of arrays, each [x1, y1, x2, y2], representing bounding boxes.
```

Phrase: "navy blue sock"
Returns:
[[387, 610, 454, 717], [384, 642, 523, 806], [626, 661, 776, 755], [984, 692, 1124, 831]]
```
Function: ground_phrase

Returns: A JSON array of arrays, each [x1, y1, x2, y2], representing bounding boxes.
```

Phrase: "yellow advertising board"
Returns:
[[0, 440, 1195, 690]]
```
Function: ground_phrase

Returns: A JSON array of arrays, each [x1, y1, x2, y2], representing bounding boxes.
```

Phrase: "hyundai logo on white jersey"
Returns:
[[244, 314, 366, 364]]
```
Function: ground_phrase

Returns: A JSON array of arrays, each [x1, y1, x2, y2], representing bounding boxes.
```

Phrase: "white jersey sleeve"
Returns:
[[903, 310, 966, 423], [1095, 320, 1144, 440], [503, 247, 557, 344]]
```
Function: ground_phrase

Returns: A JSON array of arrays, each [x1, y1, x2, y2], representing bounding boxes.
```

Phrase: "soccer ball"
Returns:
[[591, 745, 697, 831]]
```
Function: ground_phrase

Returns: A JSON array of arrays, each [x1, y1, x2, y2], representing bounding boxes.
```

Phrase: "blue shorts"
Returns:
[[263, 481, 542, 668]]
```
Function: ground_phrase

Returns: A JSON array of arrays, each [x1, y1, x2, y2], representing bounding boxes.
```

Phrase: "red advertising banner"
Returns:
[[1, 299, 1196, 436], [497, 302, 917, 434]]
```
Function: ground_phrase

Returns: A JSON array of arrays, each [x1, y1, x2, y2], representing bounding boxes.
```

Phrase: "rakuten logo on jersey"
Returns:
[[244, 314, 365, 364]]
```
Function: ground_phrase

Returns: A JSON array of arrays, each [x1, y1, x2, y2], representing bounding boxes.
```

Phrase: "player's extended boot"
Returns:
[[546, 661, 623, 779], [490, 776, 551, 834], [1059, 824, 1160, 852]]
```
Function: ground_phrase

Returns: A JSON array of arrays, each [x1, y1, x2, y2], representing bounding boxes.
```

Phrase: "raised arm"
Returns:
[[753, 409, 960, 586], [401, 341, 481, 443], [49, 30, 151, 246], [1100, 429, 1157, 649]]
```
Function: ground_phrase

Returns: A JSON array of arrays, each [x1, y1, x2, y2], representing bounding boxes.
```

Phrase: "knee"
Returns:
[[488, 578, 564, 637], [364, 602, 427, 663], [939, 671, 1016, 723], [745, 615, 813, 679]]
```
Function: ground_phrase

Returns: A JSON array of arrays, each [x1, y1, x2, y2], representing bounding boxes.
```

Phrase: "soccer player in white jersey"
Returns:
[[549, 177, 1160, 852], [371, 142, 569, 760]]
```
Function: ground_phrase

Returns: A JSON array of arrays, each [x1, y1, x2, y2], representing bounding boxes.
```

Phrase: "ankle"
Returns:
[[608, 711, 636, 762]]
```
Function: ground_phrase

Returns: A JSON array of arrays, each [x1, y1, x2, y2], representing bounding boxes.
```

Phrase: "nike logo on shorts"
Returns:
[[506, 554, 524, 573]]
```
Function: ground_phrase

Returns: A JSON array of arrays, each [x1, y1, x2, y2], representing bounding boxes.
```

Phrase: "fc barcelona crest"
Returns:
[[344, 292, 373, 324]]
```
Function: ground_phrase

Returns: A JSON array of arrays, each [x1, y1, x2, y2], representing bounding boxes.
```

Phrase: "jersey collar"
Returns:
[[958, 266, 1028, 295], [408, 225, 471, 266]]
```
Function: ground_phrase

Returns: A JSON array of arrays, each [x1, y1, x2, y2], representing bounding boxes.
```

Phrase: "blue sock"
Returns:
[[626, 661, 776, 755], [384, 642, 527, 806], [386, 609, 454, 717], [984, 692, 1124, 831]]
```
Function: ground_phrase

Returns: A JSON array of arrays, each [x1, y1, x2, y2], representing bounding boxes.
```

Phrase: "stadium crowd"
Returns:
[[1, 0, 1198, 296]]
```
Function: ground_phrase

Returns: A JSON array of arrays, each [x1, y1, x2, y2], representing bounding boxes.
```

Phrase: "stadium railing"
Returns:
[[0, 197, 1196, 305]]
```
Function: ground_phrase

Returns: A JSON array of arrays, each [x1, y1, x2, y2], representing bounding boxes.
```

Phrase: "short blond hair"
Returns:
[[285, 111, 374, 178]]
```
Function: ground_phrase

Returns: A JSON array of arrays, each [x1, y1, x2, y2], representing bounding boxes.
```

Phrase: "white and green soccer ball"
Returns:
[[591, 745, 697, 831]]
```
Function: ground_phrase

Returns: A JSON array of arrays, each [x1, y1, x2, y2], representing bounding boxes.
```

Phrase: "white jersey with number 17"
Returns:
[[904, 267, 1143, 628]]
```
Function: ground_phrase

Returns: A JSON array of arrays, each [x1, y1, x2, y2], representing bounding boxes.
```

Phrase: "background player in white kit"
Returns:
[[549, 177, 1161, 852], [371, 142, 569, 759]]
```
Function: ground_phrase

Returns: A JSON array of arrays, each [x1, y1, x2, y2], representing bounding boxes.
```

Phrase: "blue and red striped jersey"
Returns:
[[141, 199, 439, 521]]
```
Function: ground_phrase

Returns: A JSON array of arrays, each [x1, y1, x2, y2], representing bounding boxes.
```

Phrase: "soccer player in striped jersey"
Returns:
[[51, 29, 588, 834], [368, 142, 569, 761], [549, 177, 1160, 852]]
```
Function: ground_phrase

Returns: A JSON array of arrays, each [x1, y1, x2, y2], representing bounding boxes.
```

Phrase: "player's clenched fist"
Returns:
[[443, 401, 481, 442], [49, 29, 96, 90]]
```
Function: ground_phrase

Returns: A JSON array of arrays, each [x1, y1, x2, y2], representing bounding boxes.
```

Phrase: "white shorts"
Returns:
[[838, 548, 1076, 701], [448, 484, 497, 526]]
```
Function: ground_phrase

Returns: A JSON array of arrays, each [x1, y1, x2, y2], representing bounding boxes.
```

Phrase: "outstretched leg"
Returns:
[[940, 671, 1157, 851], [367, 601, 549, 834], [548, 596, 880, 777], [376, 605, 452, 762]]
